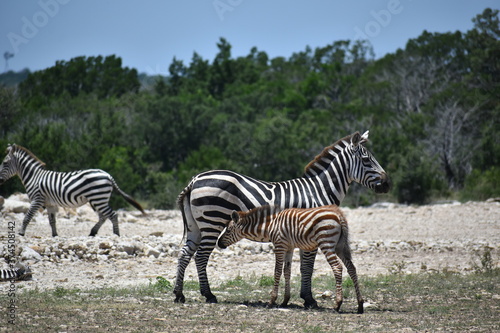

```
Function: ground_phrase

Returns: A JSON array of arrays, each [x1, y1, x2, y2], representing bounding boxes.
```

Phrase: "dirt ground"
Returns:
[[0, 194, 499, 295]]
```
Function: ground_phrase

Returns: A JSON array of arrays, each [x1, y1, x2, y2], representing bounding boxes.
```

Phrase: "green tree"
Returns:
[[19, 55, 139, 108]]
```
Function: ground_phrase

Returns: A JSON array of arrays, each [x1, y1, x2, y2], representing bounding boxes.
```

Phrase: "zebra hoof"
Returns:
[[303, 299, 318, 309], [174, 295, 185, 303], [18, 232, 25, 237], [205, 296, 218, 303], [266, 302, 277, 309]]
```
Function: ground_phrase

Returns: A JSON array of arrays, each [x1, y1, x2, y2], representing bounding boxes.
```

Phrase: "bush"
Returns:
[[391, 149, 447, 205], [461, 167, 500, 201]]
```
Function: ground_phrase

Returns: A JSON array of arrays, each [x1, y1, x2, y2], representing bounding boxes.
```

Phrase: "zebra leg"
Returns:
[[89, 213, 106, 237], [19, 201, 43, 236], [173, 225, 201, 303], [88, 198, 119, 236], [270, 246, 286, 307], [194, 239, 219, 303], [47, 206, 58, 237], [329, 255, 344, 312], [110, 211, 120, 236], [281, 250, 294, 307], [339, 256, 364, 314], [299, 249, 318, 308]]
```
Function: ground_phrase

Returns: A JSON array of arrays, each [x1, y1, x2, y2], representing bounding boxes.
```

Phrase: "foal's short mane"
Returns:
[[240, 205, 282, 223], [10, 144, 47, 168], [303, 132, 357, 174]]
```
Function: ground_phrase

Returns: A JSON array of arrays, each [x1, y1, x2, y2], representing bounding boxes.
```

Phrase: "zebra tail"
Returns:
[[336, 213, 352, 262], [111, 179, 147, 216], [177, 181, 194, 241]]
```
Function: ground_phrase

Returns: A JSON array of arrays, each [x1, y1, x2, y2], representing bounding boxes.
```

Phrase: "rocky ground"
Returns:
[[0, 193, 499, 296]]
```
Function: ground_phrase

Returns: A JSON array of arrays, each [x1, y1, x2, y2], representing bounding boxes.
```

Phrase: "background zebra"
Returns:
[[174, 130, 390, 307], [218, 205, 364, 313], [0, 263, 32, 281], [0, 144, 146, 237]]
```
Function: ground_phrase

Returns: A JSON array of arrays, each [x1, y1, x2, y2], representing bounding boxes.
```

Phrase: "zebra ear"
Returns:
[[360, 131, 369, 145], [351, 132, 362, 148], [231, 210, 240, 223]]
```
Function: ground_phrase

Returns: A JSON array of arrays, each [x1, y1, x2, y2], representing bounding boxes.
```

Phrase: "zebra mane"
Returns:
[[303, 132, 359, 176], [238, 205, 282, 224], [9, 144, 47, 168]]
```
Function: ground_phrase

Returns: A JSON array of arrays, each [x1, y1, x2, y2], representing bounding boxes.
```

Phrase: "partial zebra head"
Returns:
[[349, 131, 391, 194], [217, 210, 246, 249], [217, 205, 280, 249], [0, 145, 17, 185], [304, 131, 391, 195], [0, 144, 46, 185]]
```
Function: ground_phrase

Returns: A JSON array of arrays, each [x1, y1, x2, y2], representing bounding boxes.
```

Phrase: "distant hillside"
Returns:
[[0, 69, 30, 87]]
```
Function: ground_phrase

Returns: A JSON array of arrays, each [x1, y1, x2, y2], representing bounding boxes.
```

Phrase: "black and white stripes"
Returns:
[[218, 205, 364, 313], [173, 131, 390, 306], [0, 144, 145, 237], [0, 263, 32, 281]]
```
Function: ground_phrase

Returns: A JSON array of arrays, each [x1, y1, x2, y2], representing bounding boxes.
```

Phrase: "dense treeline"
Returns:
[[0, 9, 498, 208]]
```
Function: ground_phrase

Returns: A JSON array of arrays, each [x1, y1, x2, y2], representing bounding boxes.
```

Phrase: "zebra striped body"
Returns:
[[0, 263, 32, 281], [219, 205, 363, 313], [174, 131, 390, 306], [0, 144, 145, 237]]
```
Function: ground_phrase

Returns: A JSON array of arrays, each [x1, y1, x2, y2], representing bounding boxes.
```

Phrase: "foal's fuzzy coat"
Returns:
[[218, 205, 364, 313]]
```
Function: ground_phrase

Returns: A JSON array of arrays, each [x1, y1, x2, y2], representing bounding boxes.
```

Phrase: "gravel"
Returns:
[[1, 194, 498, 293]]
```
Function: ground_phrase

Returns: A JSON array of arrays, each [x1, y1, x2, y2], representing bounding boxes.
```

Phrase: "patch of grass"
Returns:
[[2, 271, 498, 332], [219, 275, 249, 289], [53, 286, 81, 298], [183, 279, 200, 290], [258, 275, 274, 287], [150, 276, 173, 292]]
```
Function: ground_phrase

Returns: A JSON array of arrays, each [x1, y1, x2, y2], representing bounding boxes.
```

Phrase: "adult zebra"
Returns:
[[0, 144, 146, 237], [174, 131, 390, 307]]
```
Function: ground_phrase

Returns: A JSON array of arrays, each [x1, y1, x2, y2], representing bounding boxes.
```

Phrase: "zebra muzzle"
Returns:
[[374, 175, 391, 194]]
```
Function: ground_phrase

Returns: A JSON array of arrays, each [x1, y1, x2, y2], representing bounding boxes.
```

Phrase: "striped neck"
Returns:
[[11, 146, 46, 183], [238, 205, 280, 239], [303, 134, 352, 178], [300, 135, 355, 206]]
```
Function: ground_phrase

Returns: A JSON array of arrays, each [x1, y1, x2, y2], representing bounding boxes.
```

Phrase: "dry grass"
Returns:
[[1, 270, 499, 332]]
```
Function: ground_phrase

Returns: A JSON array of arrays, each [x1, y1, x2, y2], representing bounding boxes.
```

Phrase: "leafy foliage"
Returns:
[[0, 9, 498, 207]]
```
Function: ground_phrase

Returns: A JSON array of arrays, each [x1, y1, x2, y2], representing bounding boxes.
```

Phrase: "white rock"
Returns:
[[8, 193, 30, 202], [98, 240, 113, 249], [2, 198, 31, 213], [144, 244, 161, 258], [116, 241, 137, 255], [20, 245, 42, 261]]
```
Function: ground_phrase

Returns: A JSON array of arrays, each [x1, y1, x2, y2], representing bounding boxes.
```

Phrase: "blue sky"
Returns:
[[1, 0, 498, 75]]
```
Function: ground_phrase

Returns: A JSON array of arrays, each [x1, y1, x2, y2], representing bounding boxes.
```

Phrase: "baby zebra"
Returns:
[[218, 205, 364, 313]]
